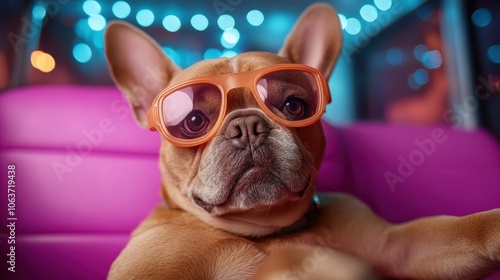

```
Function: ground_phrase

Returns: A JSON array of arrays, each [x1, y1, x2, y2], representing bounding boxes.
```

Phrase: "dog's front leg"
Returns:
[[318, 194, 500, 279], [383, 208, 500, 279]]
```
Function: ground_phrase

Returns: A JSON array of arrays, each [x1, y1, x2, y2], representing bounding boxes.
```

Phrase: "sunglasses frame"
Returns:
[[147, 63, 331, 147]]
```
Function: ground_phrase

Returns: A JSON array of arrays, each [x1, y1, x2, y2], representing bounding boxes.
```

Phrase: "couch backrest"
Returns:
[[0, 85, 162, 234]]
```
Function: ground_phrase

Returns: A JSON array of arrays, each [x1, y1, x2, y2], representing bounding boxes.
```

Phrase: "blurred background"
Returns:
[[0, 0, 499, 138]]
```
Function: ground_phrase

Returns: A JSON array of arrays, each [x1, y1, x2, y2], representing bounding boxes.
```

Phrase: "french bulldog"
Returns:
[[104, 3, 500, 279]]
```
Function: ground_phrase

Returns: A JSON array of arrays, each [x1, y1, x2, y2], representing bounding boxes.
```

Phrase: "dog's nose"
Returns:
[[224, 115, 270, 149]]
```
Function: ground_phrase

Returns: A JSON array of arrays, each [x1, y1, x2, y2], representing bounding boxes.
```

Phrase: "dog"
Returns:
[[104, 3, 500, 279]]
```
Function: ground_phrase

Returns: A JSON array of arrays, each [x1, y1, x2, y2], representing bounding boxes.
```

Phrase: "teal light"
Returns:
[[136, 9, 155, 27], [204, 48, 222, 59], [75, 18, 91, 38], [345, 18, 361, 35], [374, 0, 392, 11], [217, 15, 235, 30], [414, 68, 429, 85], [32, 5, 46, 21], [338, 14, 347, 29], [88, 15, 106, 31], [421, 50, 442, 69], [266, 13, 294, 34], [488, 45, 500, 63], [360, 5, 378, 22], [221, 28, 240, 48], [222, 50, 237, 58], [413, 44, 429, 61], [112, 1, 131, 19], [163, 15, 181, 32], [407, 74, 420, 90], [92, 30, 104, 48], [191, 14, 209, 31], [471, 8, 492, 27], [247, 10, 264, 26], [73, 43, 92, 63], [83, 0, 101, 16]]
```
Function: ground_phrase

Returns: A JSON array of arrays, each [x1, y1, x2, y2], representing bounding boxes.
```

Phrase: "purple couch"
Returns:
[[1, 85, 499, 279]]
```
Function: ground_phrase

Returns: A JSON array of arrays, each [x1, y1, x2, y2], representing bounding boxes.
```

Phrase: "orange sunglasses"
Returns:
[[147, 63, 331, 147]]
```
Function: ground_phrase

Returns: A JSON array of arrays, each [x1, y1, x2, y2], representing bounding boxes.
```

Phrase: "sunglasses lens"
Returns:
[[256, 70, 319, 122], [162, 84, 222, 140]]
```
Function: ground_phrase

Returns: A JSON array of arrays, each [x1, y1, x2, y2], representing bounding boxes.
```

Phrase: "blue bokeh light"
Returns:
[[421, 50, 442, 69], [32, 5, 46, 21], [112, 1, 131, 19], [83, 0, 101, 16], [472, 8, 492, 28], [266, 13, 294, 34], [386, 48, 403, 66], [217, 15, 235, 30], [247, 10, 264, 26], [413, 44, 429, 61], [204, 48, 222, 59], [407, 74, 421, 90], [163, 15, 181, 32], [191, 14, 209, 31], [220, 39, 236, 49], [345, 18, 361, 35], [360, 5, 378, 22], [92, 30, 104, 48], [222, 50, 238, 58], [88, 15, 107, 31], [338, 14, 347, 29], [75, 18, 91, 38], [73, 43, 92, 63], [136, 9, 155, 27], [374, 0, 392, 11], [414, 68, 429, 85], [221, 28, 240, 48], [488, 45, 500, 63]]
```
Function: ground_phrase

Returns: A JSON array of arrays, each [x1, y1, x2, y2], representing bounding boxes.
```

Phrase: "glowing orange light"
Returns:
[[30, 50, 56, 73]]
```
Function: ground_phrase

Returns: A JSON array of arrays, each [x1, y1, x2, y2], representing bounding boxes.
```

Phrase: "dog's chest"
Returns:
[[210, 228, 335, 279]]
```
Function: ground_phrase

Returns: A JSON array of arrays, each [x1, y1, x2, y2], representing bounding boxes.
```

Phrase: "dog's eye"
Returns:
[[181, 110, 209, 137], [282, 97, 307, 119]]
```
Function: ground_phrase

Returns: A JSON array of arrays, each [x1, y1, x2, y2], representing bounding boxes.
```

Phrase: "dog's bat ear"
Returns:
[[105, 21, 180, 128], [278, 3, 342, 79]]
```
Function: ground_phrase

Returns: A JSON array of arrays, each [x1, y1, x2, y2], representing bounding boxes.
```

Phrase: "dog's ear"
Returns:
[[105, 21, 180, 128], [279, 3, 342, 79]]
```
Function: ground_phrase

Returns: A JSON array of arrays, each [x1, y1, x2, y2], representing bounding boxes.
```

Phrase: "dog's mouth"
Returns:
[[230, 163, 310, 196], [193, 168, 312, 214]]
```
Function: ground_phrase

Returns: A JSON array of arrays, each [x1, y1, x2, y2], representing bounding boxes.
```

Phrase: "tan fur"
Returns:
[[105, 3, 500, 279]]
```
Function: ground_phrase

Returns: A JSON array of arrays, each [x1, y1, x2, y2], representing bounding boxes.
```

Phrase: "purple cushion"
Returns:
[[318, 122, 500, 223], [12, 235, 129, 280], [0, 86, 162, 279], [0, 86, 162, 234]]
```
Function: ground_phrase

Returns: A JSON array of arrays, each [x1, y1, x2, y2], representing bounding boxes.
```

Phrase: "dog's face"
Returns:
[[105, 3, 342, 237]]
